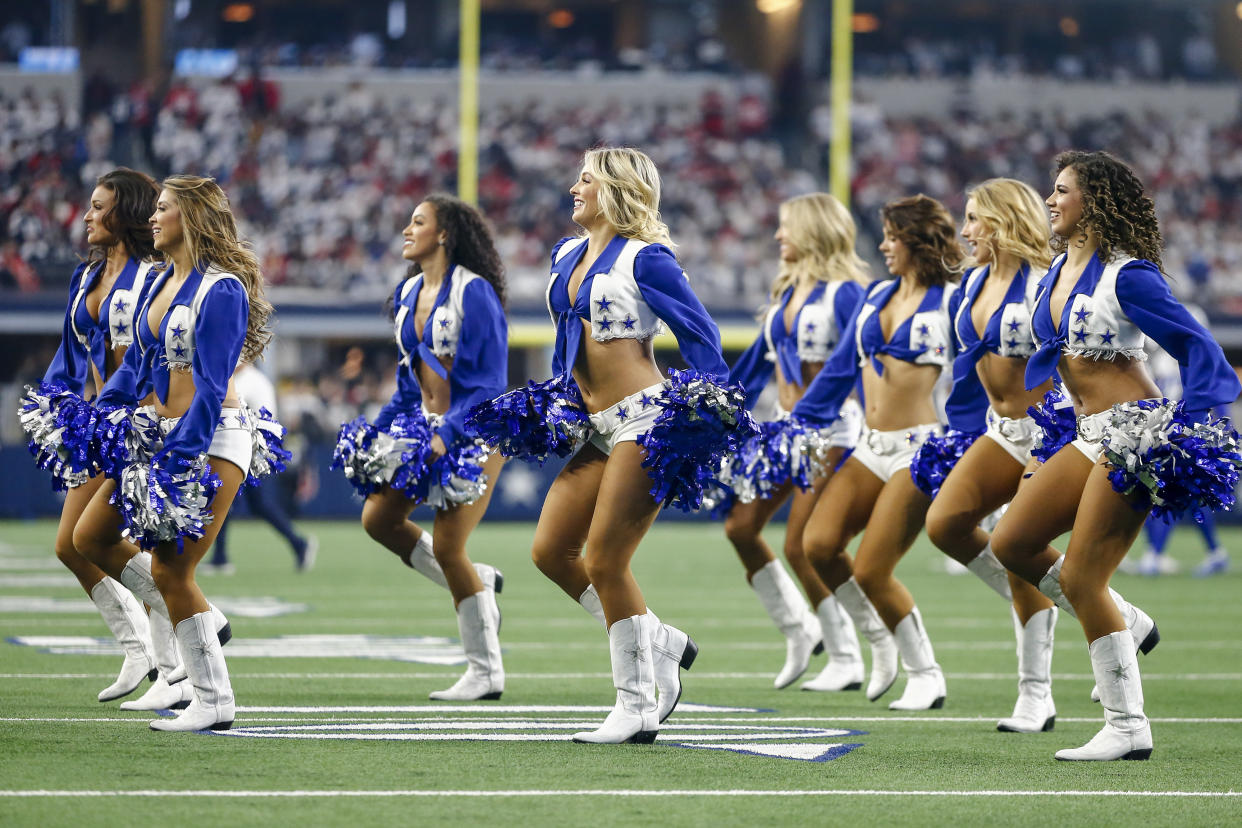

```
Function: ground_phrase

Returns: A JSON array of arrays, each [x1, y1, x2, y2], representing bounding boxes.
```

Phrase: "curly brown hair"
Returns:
[[1050, 150, 1164, 271], [880, 194, 965, 287], [406, 193, 507, 307], [87, 168, 160, 265]]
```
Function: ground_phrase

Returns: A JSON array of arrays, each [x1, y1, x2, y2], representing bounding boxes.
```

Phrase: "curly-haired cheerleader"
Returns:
[[718, 193, 868, 691], [334, 194, 508, 701], [20, 168, 161, 704], [991, 151, 1241, 760], [72, 175, 282, 732], [468, 147, 751, 744]]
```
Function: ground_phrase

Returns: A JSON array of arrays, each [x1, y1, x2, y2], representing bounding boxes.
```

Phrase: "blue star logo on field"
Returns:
[[170, 323, 187, 340], [1074, 308, 1092, 323], [114, 297, 128, 313], [596, 295, 612, 312], [1099, 328, 1116, 345]]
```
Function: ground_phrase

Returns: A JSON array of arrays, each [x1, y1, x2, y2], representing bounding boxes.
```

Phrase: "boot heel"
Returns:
[[930, 696, 945, 709], [1138, 624, 1159, 655], [209, 720, 234, 731], [679, 638, 699, 670], [1122, 747, 1152, 760], [841, 681, 862, 691], [628, 730, 658, 744], [1042, 715, 1056, 732], [146, 668, 159, 682], [812, 640, 825, 656], [494, 572, 504, 594], [480, 691, 503, 700], [217, 622, 232, 647]]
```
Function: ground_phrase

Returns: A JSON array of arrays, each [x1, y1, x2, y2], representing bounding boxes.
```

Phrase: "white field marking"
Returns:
[[5, 671, 1242, 683], [234, 703, 761, 714], [7, 634, 465, 664], [0, 789, 1238, 799], [0, 557, 62, 570], [0, 596, 308, 617], [4, 715, 1240, 725], [0, 574, 78, 588]]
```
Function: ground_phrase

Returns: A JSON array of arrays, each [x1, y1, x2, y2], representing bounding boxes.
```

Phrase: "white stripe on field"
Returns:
[[2, 715, 1239, 725], [0, 789, 1237, 799], [4, 671, 1242, 682]]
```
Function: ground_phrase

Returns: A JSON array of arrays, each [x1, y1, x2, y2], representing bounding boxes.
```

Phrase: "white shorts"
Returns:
[[983, 407, 1040, 467], [587, 383, 665, 456], [160, 406, 254, 473], [776, 397, 864, 451], [851, 423, 942, 482]]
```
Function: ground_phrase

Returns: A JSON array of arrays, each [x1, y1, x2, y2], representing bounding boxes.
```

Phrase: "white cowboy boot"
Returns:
[[965, 544, 1013, 602], [801, 595, 864, 692], [1055, 630, 1153, 761], [121, 606, 192, 711], [750, 560, 823, 689], [1039, 555, 1159, 701], [150, 611, 235, 732], [888, 607, 947, 710], [429, 591, 504, 701], [119, 552, 232, 646], [90, 577, 157, 702], [997, 606, 1057, 732], [403, 531, 503, 592], [573, 614, 659, 744], [834, 577, 899, 701], [648, 610, 698, 723], [578, 584, 607, 628]]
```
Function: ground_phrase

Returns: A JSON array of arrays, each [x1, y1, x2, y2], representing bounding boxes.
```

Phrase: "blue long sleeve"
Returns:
[[729, 330, 775, 410], [95, 331, 146, 408], [438, 278, 508, 447], [42, 263, 91, 393], [156, 279, 248, 473], [792, 310, 862, 426], [633, 245, 728, 380], [943, 286, 989, 432], [374, 365, 422, 431], [1115, 262, 1241, 415]]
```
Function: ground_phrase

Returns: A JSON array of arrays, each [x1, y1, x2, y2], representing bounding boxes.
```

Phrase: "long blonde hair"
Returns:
[[966, 178, 1052, 272], [163, 175, 272, 363], [770, 193, 868, 301], [579, 147, 676, 251]]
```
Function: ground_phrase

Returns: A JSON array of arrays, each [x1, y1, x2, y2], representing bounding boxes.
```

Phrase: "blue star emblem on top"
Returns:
[[615, 405, 628, 421], [1006, 338, 1019, 349], [917, 323, 931, 337], [172, 344, 187, 359], [639, 393, 654, 408], [596, 295, 612, 312], [805, 322, 816, 333], [904, 432, 918, 444], [1098, 329, 1116, 345], [1007, 320, 1022, 332], [1073, 308, 1092, 323], [114, 321, 128, 335], [597, 318, 612, 332], [439, 319, 450, 329], [440, 337, 451, 348], [1073, 327, 1090, 344], [621, 316, 636, 330], [170, 323, 187, 340], [113, 297, 128, 313]]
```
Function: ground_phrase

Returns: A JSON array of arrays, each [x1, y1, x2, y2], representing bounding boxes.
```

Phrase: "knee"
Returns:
[[530, 541, 567, 578], [54, 536, 83, 567], [723, 513, 759, 548], [924, 501, 972, 552], [360, 503, 397, 544], [989, 522, 1024, 569], [150, 559, 187, 596], [802, 524, 844, 569], [582, 552, 622, 587], [852, 563, 885, 596], [71, 523, 101, 561]]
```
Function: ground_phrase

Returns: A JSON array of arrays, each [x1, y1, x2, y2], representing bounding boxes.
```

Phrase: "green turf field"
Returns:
[[1, 518, 1239, 826]]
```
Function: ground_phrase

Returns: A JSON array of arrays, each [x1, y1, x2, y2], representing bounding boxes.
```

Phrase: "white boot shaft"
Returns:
[[801, 596, 863, 692], [750, 561, 821, 689], [649, 612, 698, 722], [997, 606, 1057, 733], [888, 608, 946, 711], [578, 584, 608, 629], [965, 544, 1013, 602], [119, 552, 168, 617], [430, 592, 504, 701], [150, 611, 235, 732], [90, 577, 157, 702], [1056, 630, 1152, 761], [833, 577, 899, 701], [573, 614, 659, 744]]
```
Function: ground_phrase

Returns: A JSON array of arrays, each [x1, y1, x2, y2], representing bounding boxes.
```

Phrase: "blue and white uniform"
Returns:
[[20, 257, 157, 489], [546, 234, 729, 454], [944, 263, 1046, 465], [335, 264, 506, 508], [1025, 252, 1241, 518], [794, 279, 958, 482]]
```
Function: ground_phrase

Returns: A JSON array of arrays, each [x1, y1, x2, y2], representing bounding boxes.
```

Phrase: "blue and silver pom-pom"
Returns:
[[19, 382, 96, 490], [423, 441, 491, 509], [717, 418, 827, 509], [112, 454, 222, 552], [1028, 386, 1077, 463], [245, 406, 291, 485], [910, 428, 982, 499], [92, 404, 164, 480], [1093, 399, 1242, 522], [636, 369, 759, 512], [331, 412, 435, 500], [464, 376, 590, 464], [699, 479, 737, 520]]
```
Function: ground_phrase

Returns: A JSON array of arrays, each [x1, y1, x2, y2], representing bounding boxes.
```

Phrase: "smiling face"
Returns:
[[960, 196, 993, 265], [1047, 166, 1085, 237], [775, 219, 799, 263], [401, 201, 443, 263], [879, 222, 911, 277], [569, 168, 602, 229], [83, 185, 118, 248], [149, 188, 184, 255]]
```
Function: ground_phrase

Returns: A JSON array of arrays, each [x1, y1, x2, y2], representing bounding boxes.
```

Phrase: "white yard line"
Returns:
[[0, 789, 1237, 799]]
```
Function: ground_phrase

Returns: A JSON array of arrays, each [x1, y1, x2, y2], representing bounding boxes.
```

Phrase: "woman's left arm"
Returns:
[[440, 278, 509, 447], [157, 279, 248, 473], [633, 245, 728, 380]]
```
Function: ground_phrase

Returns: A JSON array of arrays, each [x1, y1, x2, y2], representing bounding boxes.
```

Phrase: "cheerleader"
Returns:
[[20, 168, 161, 704], [469, 147, 747, 744], [795, 195, 962, 710], [333, 194, 508, 701], [918, 178, 1061, 732], [720, 193, 867, 691], [72, 175, 278, 732], [991, 151, 1240, 761]]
